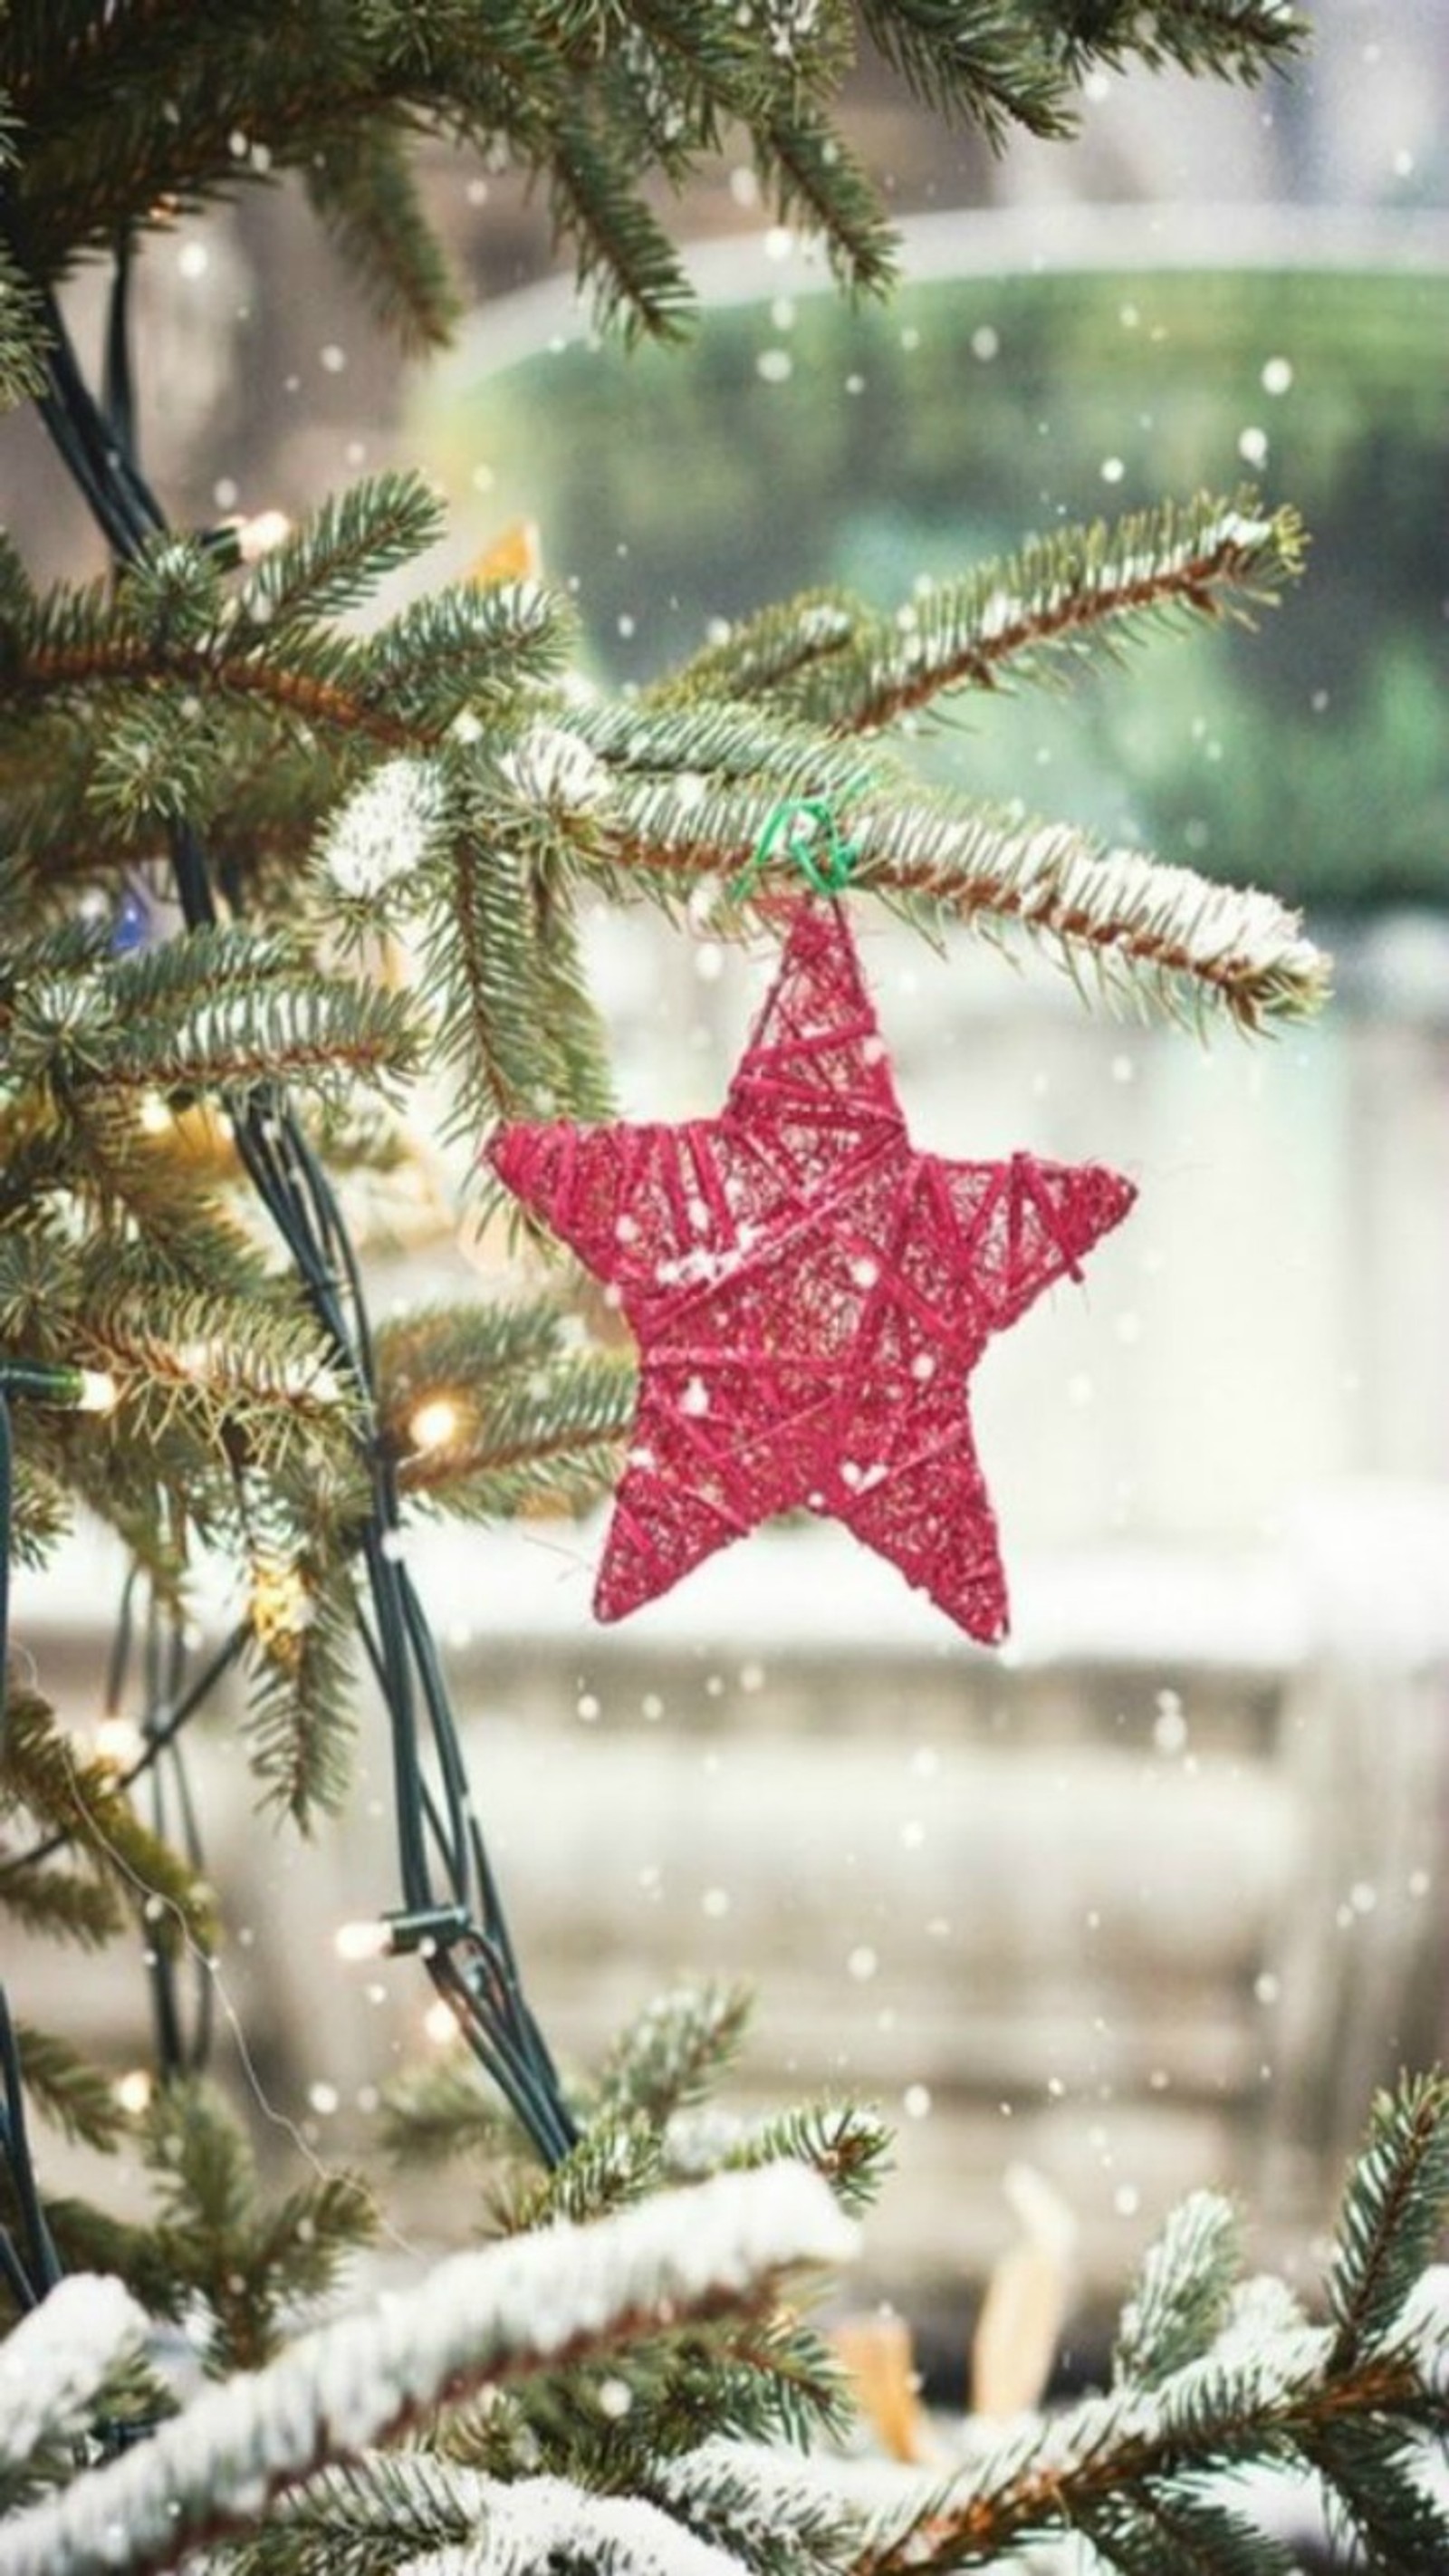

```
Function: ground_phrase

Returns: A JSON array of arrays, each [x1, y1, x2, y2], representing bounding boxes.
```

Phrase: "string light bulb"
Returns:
[[335, 1903, 469, 1964], [236, 506, 292, 562], [95, 1715, 144, 1767], [424, 1998, 459, 2045], [408, 1395, 461, 1452], [206, 506, 293, 567], [114, 2069, 153, 2116], [0, 1359, 118, 1412]]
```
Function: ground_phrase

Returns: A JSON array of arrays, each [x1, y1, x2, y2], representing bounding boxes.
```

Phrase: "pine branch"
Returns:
[[658, 495, 1306, 734], [544, 105, 696, 345], [593, 5, 776, 183], [235, 473, 446, 636], [0, 0, 1308, 351], [1077, 2483, 1296, 2576], [219, 2448, 485, 2576], [94, 947, 422, 1102], [10, 2023, 130, 2154], [597, 771, 1330, 1032], [425, 818, 557, 1129], [0, 554, 569, 764], [595, 1984, 755, 2131], [858, 2343, 1430, 2573], [582, 694, 897, 803], [753, 110, 898, 301], [859, 2074, 1449, 2574], [1327, 2072, 1449, 2371], [857, 0, 1306, 147], [0, 2275, 149, 2497], [313, 754, 456, 921], [304, 119, 460, 354], [1046, 0, 1310, 87], [353, 579, 574, 728], [375, 1295, 574, 1394], [418, 2473, 760, 2573], [0, 1684, 216, 1958], [1113, 2189, 1243, 2389], [653, 2440, 863, 2576], [0, 1850, 119, 1948], [72, 1273, 355, 1483], [378, 2051, 519, 2170], [0, 2166, 856, 2576], [504, 2110, 665, 2233], [235, 2453, 756, 2576], [417, 749, 612, 1135], [1298, 2417, 1449, 2575], [392, 1349, 635, 1523], [241, 1548, 360, 1826], [133, 2080, 377, 2375], [0, 235, 47, 416], [857, 1, 1075, 142], [530, 867, 617, 1126], [475, 2301, 855, 2494], [716, 2103, 894, 2222]]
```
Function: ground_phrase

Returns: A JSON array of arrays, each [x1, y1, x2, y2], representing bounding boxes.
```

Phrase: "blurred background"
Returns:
[[7, 0, 1449, 2380]]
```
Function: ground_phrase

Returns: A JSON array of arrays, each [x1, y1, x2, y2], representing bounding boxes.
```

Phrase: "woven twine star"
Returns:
[[487, 899, 1136, 1642]]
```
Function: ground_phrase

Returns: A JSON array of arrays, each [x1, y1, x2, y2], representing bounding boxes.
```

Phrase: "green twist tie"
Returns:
[[732, 794, 860, 904]]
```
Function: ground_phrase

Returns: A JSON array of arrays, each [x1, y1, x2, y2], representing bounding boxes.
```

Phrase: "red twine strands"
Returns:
[[487, 898, 1135, 1642]]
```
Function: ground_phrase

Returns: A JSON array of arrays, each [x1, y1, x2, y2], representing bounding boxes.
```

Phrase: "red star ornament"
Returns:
[[486, 899, 1135, 1642]]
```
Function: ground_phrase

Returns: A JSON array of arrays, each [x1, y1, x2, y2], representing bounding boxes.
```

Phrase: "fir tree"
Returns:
[[2, 6, 1444, 2575]]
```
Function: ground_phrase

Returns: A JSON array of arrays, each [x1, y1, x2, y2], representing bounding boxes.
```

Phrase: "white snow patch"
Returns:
[[0, 2277, 149, 2473], [321, 757, 446, 898]]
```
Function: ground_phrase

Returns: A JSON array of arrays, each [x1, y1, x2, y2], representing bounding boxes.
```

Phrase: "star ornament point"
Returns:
[[487, 899, 1135, 1643]]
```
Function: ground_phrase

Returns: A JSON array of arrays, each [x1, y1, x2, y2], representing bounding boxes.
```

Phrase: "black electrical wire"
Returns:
[[9, 231, 575, 2165], [0, 1989, 61, 2302], [138, 1596, 213, 2079]]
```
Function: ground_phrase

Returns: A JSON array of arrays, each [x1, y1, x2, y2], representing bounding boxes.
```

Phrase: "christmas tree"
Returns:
[[3, 7, 1447, 2573]]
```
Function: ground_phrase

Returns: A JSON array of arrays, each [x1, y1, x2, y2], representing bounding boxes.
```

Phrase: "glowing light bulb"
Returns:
[[237, 508, 293, 563], [423, 1999, 459, 2045], [138, 1093, 173, 1135], [335, 1919, 392, 1965], [78, 1370, 120, 1413], [95, 1715, 143, 1766], [409, 1396, 460, 1452], [114, 2069, 153, 2116]]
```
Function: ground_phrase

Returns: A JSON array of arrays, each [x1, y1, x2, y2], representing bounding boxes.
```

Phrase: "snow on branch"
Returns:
[[394, 2474, 752, 2575], [0, 2166, 854, 2576], [604, 774, 1331, 1032], [0, 2278, 149, 2475]]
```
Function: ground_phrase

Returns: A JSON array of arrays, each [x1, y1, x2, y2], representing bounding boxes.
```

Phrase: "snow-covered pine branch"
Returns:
[[0, 2166, 855, 2576], [658, 495, 1305, 736], [0, 2279, 149, 2479], [600, 771, 1330, 1031], [393, 2475, 753, 2575]]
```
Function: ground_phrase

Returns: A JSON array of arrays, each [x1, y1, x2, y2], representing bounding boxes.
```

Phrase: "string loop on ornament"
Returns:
[[732, 792, 864, 904]]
